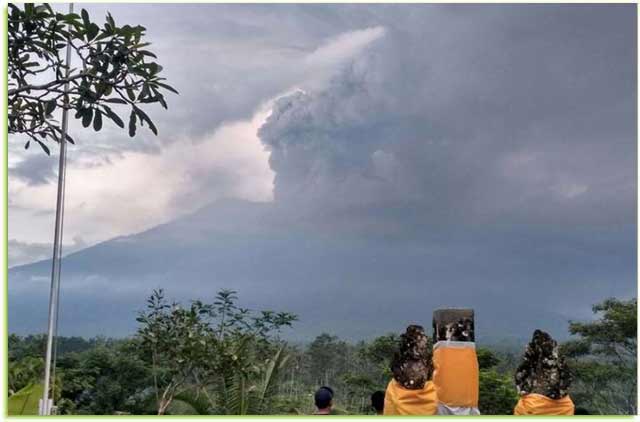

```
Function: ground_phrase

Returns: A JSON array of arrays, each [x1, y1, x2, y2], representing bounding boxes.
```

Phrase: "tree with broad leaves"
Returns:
[[561, 297, 637, 414], [136, 289, 297, 415], [8, 3, 178, 154]]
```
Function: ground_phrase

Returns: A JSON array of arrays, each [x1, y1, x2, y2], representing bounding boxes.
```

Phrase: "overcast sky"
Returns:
[[8, 4, 636, 339]]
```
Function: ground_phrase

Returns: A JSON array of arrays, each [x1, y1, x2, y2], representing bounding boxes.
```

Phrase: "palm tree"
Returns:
[[172, 344, 290, 415]]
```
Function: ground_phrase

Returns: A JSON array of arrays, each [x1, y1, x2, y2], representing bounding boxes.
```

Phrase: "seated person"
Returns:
[[513, 330, 574, 415], [384, 325, 438, 415]]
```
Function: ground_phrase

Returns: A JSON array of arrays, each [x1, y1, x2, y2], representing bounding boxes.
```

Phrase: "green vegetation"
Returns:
[[7, 294, 636, 415], [8, 3, 177, 154], [8, 383, 44, 415], [562, 298, 637, 414]]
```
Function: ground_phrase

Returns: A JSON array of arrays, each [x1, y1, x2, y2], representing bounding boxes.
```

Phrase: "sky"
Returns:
[[8, 4, 637, 340]]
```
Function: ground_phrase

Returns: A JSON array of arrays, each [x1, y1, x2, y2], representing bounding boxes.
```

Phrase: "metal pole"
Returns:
[[40, 3, 73, 415]]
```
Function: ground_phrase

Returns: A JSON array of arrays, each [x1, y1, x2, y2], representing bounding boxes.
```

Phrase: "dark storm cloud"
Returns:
[[73, 3, 364, 143], [259, 4, 636, 230], [254, 3, 636, 333], [8, 5, 636, 340]]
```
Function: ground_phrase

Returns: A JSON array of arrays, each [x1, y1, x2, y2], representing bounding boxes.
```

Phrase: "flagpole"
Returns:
[[40, 3, 73, 416]]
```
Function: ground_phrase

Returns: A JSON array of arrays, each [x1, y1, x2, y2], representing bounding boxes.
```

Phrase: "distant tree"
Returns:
[[341, 372, 376, 413], [136, 289, 216, 415], [357, 333, 399, 387], [359, 334, 398, 366], [58, 341, 152, 415], [136, 289, 297, 415], [568, 298, 636, 363], [476, 347, 501, 370], [8, 356, 45, 394], [562, 297, 637, 414], [306, 334, 350, 386], [8, 334, 47, 361], [8, 3, 177, 154], [478, 369, 518, 415]]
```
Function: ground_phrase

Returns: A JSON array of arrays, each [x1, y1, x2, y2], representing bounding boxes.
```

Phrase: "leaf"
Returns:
[[135, 107, 158, 136], [81, 108, 93, 128], [155, 82, 179, 95], [106, 12, 115, 28], [157, 95, 168, 109], [24, 141, 30, 150], [93, 110, 103, 131], [128, 111, 136, 137], [81, 9, 90, 28], [126, 88, 136, 101], [103, 106, 124, 128], [62, 13, 81, 22], [35, 140, 50, 155], [138, 50, 157, 59], [103, 98, 127, 104], [86, 23, 99, 41], [45, 100, 56, 116], [147, 63, 163, 75]]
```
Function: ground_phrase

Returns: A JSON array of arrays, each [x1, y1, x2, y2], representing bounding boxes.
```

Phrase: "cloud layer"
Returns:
[[7, 5, 636, 340]]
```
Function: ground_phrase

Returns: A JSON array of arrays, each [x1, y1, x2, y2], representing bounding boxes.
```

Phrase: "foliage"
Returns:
[[568, 297, 637, 362], [306, 333, 350, 386], [8, 3, 177, 154], [563, 297, 637, 415], [136, 289, 297, 414], [211, 343, 291, 414], [7, 295, 636, 415], [136, 289, 216, 414], [477, 347, 501, 370], [8, 356, 44, 394], [8, 383, 44, 415], [57, 340, 152, 415], [478, 369, 518, 414]]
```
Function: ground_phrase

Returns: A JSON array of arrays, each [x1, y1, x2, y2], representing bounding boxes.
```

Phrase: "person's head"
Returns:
[[370, 390, 385, 414], [390, 325, 433, 389], [515, 329, 572, 399], [314, 386, 334, 412]]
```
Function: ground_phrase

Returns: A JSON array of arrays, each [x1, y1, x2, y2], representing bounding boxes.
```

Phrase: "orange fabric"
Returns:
[[514, 394, 575, 415], [383, 379, 438, 415], [432, 345, 479, 407]]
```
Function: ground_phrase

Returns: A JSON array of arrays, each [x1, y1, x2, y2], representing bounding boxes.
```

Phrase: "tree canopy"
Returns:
[[8, 3, 177, 154]]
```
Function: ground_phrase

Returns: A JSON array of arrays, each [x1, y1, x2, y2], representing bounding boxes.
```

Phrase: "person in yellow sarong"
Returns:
[[384, 377, 438, 415], [514, 393, 575, 415], [383, 325, 439, 416], [513, 330, 575, 416]]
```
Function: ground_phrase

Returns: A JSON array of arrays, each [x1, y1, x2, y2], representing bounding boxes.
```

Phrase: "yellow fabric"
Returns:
[[432, 345, 479, 407], [383, 379, 438, 415], [514, 394, 575, 415]]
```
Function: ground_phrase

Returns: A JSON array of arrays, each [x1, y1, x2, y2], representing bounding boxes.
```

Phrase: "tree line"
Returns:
[[8, 292, 636, 415]]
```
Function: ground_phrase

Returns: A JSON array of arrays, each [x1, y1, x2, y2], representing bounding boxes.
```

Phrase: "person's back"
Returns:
[[384, 325, 438, 415], [513, 330, 575, 415], [371, 390, 385, 415], [314, 386, 334, 415]]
